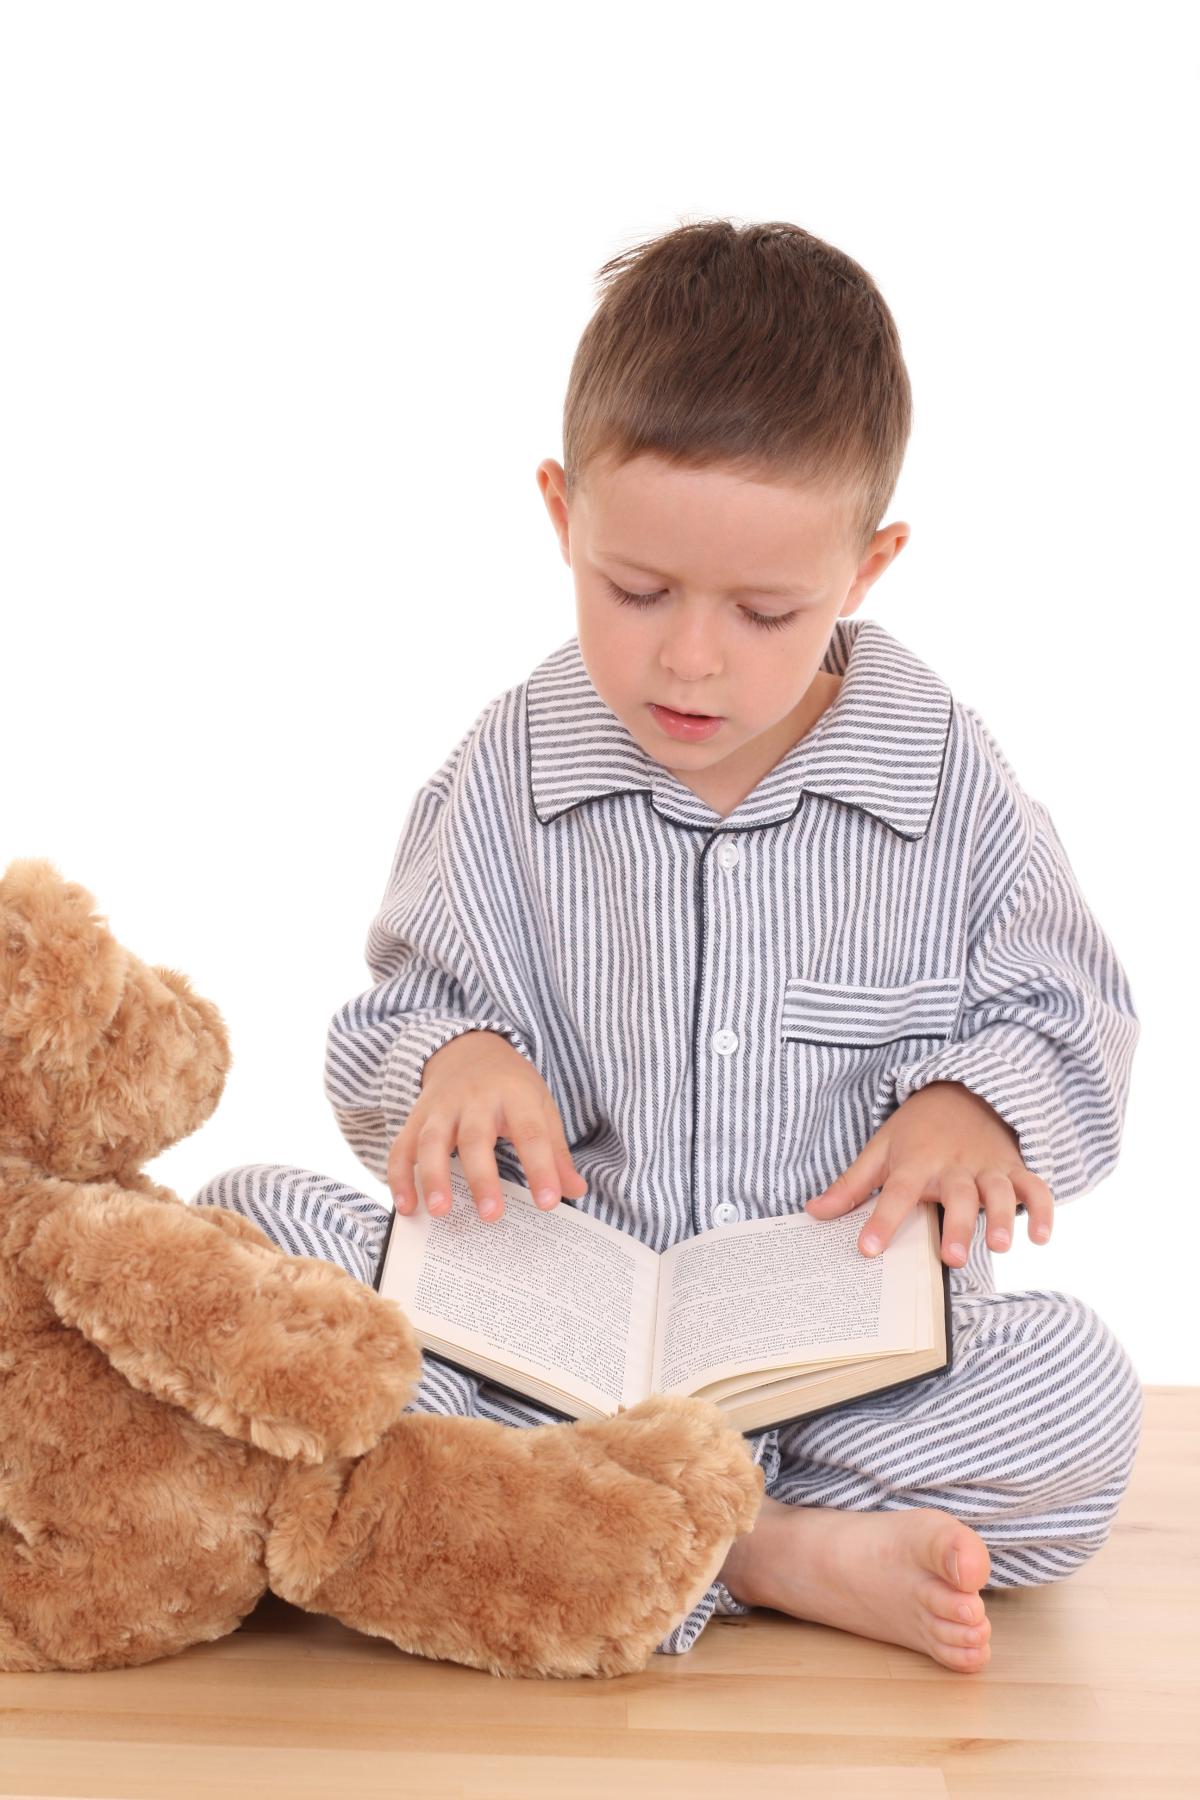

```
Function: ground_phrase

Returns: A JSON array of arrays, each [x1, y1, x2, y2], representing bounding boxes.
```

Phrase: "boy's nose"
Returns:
[[661, 637, 722, 684]]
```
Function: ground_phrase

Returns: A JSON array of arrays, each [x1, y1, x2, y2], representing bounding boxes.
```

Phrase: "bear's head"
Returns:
[[0, 858, 231, 1182]]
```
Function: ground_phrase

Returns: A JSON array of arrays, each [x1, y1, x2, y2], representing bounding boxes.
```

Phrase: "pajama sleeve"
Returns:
[[870, 726, 1140, 1206], [324, 780, 538, 1187]]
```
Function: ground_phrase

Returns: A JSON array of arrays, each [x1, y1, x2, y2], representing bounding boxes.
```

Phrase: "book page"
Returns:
[[652, 1204, 924, 1399], [379, 1158, 660, 1412]]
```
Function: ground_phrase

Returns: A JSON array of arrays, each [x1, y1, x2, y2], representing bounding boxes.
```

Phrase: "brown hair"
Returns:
[[561, 217, 912, 559]]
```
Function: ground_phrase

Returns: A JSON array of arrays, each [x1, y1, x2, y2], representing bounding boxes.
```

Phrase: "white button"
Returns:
[[713, 1201, 740, 1225], [717, 841, 740, 871], [712, 1028, 739, 1055]]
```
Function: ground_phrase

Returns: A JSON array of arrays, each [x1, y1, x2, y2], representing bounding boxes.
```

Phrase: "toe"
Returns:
[[922, 1577, 987, 1625], [919, 1510, 991, 1592], [954, 1528, 991, 1592], [937, 1638, 992, 1673], [931, 1615, 992, 1649]]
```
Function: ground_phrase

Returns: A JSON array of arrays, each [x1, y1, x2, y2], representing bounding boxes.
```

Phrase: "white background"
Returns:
[[2, 3, 1195, 1381]]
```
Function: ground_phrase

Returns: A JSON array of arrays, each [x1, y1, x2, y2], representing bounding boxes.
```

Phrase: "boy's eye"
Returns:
[[603, 577, 797, 633]]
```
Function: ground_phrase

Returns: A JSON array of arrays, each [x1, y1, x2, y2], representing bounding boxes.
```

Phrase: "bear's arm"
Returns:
[[20, 1183, 421, 1464]]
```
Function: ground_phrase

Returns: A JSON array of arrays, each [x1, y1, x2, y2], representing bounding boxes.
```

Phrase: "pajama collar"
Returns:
[[526, 615, 953, 840]]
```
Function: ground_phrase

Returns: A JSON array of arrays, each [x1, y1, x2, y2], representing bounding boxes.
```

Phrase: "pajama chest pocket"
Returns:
[[780, 974, 962, 1050]]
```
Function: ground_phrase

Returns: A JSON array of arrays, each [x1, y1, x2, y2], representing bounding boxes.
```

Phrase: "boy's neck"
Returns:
[[669, 671, 844, 819]]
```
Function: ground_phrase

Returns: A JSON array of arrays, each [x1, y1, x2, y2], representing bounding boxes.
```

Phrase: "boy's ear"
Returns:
[[843, 521, 910, 611], [863, 520, 910, 574], [535, 459, 573, 567]]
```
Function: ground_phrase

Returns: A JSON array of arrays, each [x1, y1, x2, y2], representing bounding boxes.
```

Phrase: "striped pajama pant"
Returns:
[[192, 1163, 1145, 1658]]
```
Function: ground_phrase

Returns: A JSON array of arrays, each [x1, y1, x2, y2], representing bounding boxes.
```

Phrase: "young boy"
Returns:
[[195, 218, 1143, 1674]]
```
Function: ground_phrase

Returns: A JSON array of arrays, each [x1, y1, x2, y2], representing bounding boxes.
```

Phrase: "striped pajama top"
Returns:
[[324, 615, 1140, 1248]]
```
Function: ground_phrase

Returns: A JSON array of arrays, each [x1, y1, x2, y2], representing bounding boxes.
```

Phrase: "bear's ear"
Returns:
[[0, 858, 129, 1070]]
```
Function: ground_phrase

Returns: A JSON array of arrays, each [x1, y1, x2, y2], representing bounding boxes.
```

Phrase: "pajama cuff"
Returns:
[[712, 1580, 753, 1617]]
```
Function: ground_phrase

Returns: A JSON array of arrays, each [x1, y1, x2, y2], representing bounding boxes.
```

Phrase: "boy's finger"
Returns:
[[803, 1188, 843, 1214], [857, 1174, 923, 1256], [938, 1168, 982, 1266], [556, 1144, 589, 1198], [528, 1173, 561, 1209], [806, 1141, 888, 1217], [387, 1133, 416, 1211], [508, 1117, 563, 1210], [1015, 1169, 1055, 1244], [415, 1121, 462, 1219], [455, 1129, 507, 1221], [977, 1169, 1018, 1252], [806, 1178, 860, 1215]]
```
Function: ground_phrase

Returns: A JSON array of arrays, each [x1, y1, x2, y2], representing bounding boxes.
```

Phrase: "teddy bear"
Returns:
[[0, 858, 762, 1679]]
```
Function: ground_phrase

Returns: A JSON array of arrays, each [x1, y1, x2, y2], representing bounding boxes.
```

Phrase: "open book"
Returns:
[[373, 1156, 952, 1435]]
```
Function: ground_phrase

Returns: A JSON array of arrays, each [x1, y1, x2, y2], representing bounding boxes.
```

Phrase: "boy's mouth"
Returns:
[[649, 702, 725, 742]]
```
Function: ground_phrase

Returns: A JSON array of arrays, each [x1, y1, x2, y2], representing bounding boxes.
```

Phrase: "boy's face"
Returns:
[[537, 452, 909, 808]]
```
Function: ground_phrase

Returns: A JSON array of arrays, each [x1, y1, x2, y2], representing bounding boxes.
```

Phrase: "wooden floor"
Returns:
[[3, 1385, 1195, 1799]]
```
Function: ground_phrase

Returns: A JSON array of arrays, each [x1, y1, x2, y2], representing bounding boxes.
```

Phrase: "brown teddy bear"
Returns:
[[0, 858, 763, 1678]]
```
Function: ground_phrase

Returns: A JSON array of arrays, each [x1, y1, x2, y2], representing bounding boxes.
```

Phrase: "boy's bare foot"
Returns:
[[719, 1495, 993, 1673]]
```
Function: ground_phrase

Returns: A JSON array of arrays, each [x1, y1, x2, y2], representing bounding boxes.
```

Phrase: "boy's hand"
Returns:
[[387, 1029, 588, 1224], [803, 1080, 1055, 1267]]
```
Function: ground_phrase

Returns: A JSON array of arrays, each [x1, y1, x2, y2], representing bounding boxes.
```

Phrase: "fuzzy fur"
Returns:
[[0, 859, 762, 1677]]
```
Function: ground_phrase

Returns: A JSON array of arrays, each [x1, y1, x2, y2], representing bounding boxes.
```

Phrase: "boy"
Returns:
[[195, 218, 1143, 1674]]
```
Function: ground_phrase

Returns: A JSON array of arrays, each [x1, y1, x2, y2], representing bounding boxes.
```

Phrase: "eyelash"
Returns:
[[603, 578, 799, 633]]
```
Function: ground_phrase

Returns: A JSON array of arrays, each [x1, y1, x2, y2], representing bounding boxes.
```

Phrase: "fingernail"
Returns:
[[427, 1192, 447, 1213], [992, 1229, 1010, 1248], [479, 1198, 499, 1219], [948, 1550, 961, 1585], [536, 1188, 558, 1209], [1033, 1224, 1050, 1242], [948, 1243, 966, 1263], [861, 1234, 881, 1255]]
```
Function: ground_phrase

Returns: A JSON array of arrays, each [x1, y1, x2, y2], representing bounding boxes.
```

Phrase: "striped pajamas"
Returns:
[[195, 616, 1144, 1656]]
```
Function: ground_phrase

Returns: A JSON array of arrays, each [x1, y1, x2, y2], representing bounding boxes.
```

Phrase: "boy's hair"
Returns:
[[562, 217, 911, 560]]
